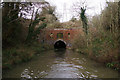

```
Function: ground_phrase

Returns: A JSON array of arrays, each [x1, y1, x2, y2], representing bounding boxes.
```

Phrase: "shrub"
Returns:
[[71, 33, 87, 53]]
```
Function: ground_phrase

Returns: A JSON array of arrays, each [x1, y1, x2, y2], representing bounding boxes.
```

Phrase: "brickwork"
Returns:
[[38, 28, 84, 48]]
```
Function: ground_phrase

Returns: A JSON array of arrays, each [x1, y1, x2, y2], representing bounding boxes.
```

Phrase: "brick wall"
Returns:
[[38, 28, 84, 47]]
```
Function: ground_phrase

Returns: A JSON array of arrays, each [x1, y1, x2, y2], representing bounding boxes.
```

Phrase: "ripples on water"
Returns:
[[20, 52, 98, 79], [3, 49, 119, 79]]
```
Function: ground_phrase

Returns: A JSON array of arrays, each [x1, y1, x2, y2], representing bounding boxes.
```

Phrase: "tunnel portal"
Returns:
[[54, 40, 66, 49]]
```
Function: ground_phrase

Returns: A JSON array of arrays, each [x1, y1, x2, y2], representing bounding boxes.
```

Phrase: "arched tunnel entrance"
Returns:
[[54, 40, 66, 49]]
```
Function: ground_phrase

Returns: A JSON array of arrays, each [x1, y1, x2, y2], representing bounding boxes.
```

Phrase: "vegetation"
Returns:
[[61, 19, 82, 28], [71, 2, 120, 70], [80, 7, 88, 35], [2, 1, 120, 72], [2, 2, 58, 69]]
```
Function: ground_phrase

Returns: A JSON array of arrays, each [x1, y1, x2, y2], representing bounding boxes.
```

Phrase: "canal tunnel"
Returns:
[[54, 40, 66, 49]]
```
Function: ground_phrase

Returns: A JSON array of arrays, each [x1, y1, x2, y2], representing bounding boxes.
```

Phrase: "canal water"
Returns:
[[3, 49, 119, 78]]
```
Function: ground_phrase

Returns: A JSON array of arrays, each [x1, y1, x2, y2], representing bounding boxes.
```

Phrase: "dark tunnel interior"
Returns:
[[54, 40, 66, 49]]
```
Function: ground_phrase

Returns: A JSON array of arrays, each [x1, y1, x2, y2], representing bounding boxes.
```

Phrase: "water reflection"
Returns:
[[21, 67, 48, 79], [3, 50, 119, 78], [54, 48, 66, 58], [21, 68, 33, 79]]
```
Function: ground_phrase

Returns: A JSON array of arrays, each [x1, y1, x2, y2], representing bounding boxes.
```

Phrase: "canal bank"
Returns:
[[3, 49, 119, 78], [2, 43, 53, 70]]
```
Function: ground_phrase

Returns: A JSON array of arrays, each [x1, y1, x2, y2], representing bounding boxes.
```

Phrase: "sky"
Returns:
[[1, 0, 116, 22], [45, 0, 107, 22]]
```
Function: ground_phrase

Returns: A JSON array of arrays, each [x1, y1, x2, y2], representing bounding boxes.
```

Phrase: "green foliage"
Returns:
[[80, 7, 88, 34], [33, 23, 47, 37], [39, 17, 46, 21], [2, 2, 57, 70], [2, 41, 51, 69], [26, 13, 47, 43], [3, 45, 32, 69], [2, 21, 25, 48], [2, 2, 19, 24], [25, 4, 57, 43], [2, 2, 31, 48], [72, 2, 119, 71], [106, 62, 120, 70], [89, 2, 119, 70], [106, 62, 114, 68], [89, 30, 117, 56], [3, 49, 20, 69], [2, 2, 50, 48]]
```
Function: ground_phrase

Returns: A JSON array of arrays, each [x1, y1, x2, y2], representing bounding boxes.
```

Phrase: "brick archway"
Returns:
[[54, 39, 67, 45], [54, 39, 66, 49]]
